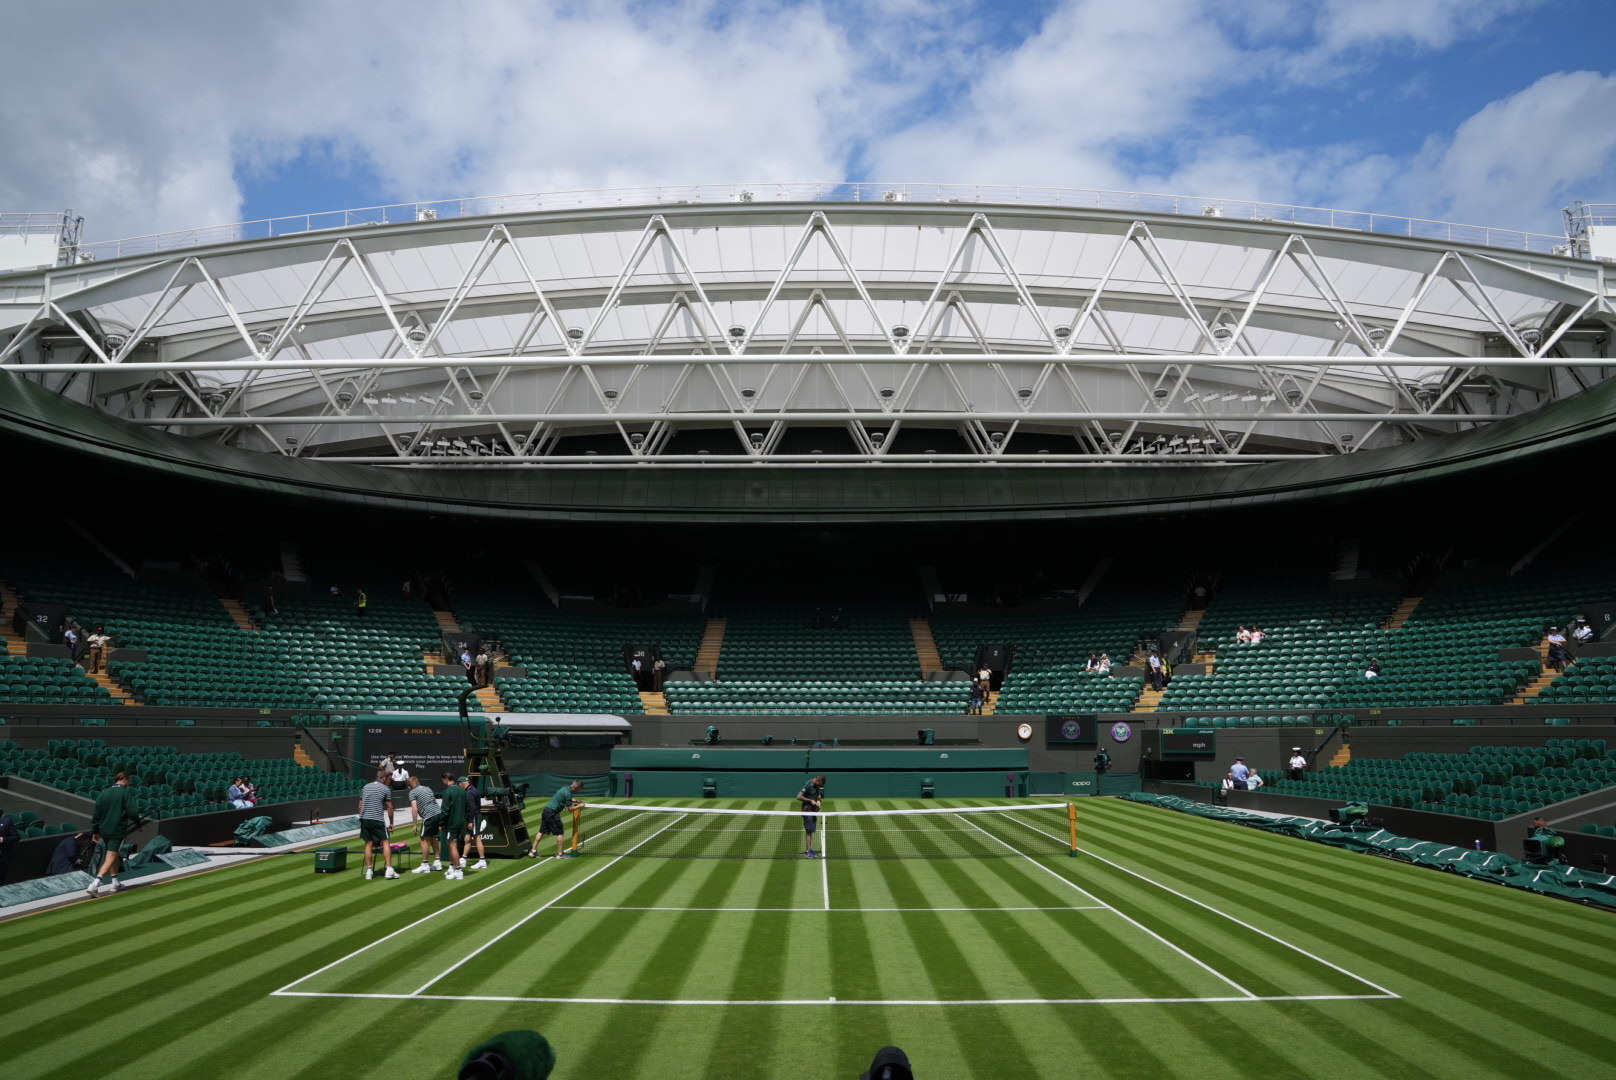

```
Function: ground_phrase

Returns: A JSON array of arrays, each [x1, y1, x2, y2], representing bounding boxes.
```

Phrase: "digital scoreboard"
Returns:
[[1159, 729, 1216, 756]]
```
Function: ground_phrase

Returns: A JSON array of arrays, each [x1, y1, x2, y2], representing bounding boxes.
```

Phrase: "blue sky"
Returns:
[[3, 0, 1613, 242]]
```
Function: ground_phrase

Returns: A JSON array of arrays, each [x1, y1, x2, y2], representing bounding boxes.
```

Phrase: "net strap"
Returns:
[[571, 803, 1070, 818]]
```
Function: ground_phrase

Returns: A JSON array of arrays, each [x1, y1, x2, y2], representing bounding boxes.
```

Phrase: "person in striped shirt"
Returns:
[[407, 774, 443, 873], [358, 770, 399, 880]]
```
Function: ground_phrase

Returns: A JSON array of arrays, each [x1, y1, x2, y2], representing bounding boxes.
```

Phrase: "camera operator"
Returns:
[[86, 771, 141, 897], [1092, 748, 1111, 776]]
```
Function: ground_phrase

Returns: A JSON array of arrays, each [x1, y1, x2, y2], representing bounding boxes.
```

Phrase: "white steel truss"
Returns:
[[2, 196, 1611, 468]]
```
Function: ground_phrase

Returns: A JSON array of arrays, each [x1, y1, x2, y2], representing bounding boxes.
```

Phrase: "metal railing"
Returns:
[[72, 183, 1573, 263]]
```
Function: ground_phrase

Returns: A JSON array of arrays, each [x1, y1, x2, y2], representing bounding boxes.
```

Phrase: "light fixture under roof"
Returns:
[[567, 327, 585, 341]]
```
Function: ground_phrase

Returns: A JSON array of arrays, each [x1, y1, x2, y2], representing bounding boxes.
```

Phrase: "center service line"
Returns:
[[410, 813, 688, 997], [821, 811, 831, 910], [955, 813, 1259, 1000]]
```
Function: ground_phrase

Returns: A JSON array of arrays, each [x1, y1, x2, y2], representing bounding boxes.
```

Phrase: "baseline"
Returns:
[[270, 811, 651, 997], [271, 990, 1394, 1006], [954, 813, 1259, 1000], [545, 904, 1107, 912], [1002, 809, 1400, 999]]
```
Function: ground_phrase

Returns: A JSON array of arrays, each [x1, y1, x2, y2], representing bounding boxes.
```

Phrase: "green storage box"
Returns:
[[313, 847, 348, 873]]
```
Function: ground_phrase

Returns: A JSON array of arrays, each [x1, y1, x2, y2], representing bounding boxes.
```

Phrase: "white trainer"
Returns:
[[411, 864, 431, 874], [85, 881, 100, 898], [431, 861, 443, 871], [448, 868, 463, 880], [111, 880, 124, 893], [384, 866, 400, 880], [365, 868, 374, 880], [471, 859, 488, 870]]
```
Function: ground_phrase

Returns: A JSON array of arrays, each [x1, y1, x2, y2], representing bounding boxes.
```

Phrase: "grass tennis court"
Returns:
[[4, 797, 1613, 1078]]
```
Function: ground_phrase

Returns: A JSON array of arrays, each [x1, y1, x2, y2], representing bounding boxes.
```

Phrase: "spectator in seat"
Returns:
[[1288, 747, 1308, 781], [1572, 619, 1594, 645], [227, 777, 252, 809], [1236, 626, 1251, 644], [1096, 653, 1112, 674], [1085, 652, 1100, 672], [47, 830, 92, 877], [1248, 627, 1265, 644], [1365, 659, 1382, 679]]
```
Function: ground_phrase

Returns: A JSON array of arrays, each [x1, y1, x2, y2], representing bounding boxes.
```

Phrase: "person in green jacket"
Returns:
[[87, 772, 140, 898], [438, 772, 469, 880]]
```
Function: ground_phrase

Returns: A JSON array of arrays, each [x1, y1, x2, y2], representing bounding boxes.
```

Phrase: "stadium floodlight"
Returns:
[[602, 388, 619, 400], [705, 726, 720, 745], [1222, 391, 1239, 401], [748, 431, 765, 450], [567, 327, 585, 341], [253, 330, 275, 348], [989, 432, 1006, 448], [1241, 392, 1259, 401], [1054, 325, 1071, 339], [869, 431, 886, 449], [414, 207, 437, 221], [406, 326, 428, 343], [629, 432, 645, 449], [892, 324, 910, 338], [728, 325, 746, 339]]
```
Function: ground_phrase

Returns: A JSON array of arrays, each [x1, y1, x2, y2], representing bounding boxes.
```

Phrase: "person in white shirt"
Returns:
[[1096, 653, 1112, 674], [1288, 747, 1308, 781], [85, 627, 112, 674], [1235, 626, 1251, 644], [1147, 651, 1165, 690], [1572, 620, 1594, 644], [1365, 659, 1381, 679]]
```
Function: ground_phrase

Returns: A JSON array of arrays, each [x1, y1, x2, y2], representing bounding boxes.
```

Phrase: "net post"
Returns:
[[1068, 802, 1079, 857], [570, 806, 582, 854]]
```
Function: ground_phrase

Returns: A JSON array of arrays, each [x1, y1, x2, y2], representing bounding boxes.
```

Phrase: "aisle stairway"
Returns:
[[86, 668, 138, 706], [1330, 743, 1353, 768], [1511, 640, 1558, 704], [983, 690, 999, 716], [219, 598, 256, 632], [473, 685, 507, 714], [1132, 685, 1166, 713], [293, 742, 317, 769], [1386, 595, 1424, 630], [0, 581, 23, 655], [639, 690, 670, 716], [909, 618, 942, 675], [695, 618, 726, 677]]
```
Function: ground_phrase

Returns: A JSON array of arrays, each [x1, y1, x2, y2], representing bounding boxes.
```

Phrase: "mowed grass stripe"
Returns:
[[1073, 800, 1616, 1015], [970, 813, 1376, 998], [1072, 799, 1616, 1075], [432, 814, 701, 998], [300, 814, 671, 995]]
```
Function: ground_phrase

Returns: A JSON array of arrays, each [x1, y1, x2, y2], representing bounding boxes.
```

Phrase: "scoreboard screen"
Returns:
[[1160, 729, 1216, 756], [1045, 715, 1099, 746], [353, 716, 473, 779]]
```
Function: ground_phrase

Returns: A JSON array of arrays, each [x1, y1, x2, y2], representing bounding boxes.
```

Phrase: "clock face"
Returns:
[[1016, 722, 1033, 740]]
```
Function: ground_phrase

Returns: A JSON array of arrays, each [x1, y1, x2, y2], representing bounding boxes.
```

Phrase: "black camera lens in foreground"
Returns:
[[861, 1045, 914, 1080]]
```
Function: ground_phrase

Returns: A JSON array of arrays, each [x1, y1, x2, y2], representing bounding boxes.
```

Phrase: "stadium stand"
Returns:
[[457, 595, 704, 714], [1258, 739, 1616, 820], [0, 737, 358, 817]]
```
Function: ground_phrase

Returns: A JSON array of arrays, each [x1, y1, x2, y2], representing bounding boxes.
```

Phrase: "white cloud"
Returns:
[[0, 0, 1603, 247], [1396, 70, 1616, 231]]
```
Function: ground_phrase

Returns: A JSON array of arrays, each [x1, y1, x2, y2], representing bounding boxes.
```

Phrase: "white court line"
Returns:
[[1002, 812, 1400, 999], [955, 813, 1259, 1000], [821, 812, 831, 911], [409, 814, 687, 997], [274, 990, 1396, 1006], [271, 811, 650, 996], [546, 905, 1108, 912]]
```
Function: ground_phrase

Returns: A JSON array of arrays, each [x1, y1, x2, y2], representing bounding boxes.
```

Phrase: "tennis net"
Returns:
[[551, 802, 1073, 860]]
